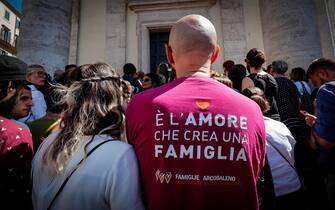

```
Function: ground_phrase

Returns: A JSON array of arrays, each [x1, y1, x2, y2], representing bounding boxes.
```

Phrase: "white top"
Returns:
[[264, 117, 301, 197], [18, 84, 47, 123], [32, 131, 144, 210]]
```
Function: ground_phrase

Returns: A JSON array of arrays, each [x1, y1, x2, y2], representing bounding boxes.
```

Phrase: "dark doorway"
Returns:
[[150, 30, 170, 73]]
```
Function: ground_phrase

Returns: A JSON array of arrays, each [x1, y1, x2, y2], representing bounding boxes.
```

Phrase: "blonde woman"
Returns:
[[31, 63, 144, 210]]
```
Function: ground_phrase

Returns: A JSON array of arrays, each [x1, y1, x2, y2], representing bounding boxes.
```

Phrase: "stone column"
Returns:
[[220, 0, 247, 64], [260, 0, 322, 69], [105, 0, 126, 75], [325, 0, 335, 57], [68, 0, 80, 65], [17, 0, 72, 74]]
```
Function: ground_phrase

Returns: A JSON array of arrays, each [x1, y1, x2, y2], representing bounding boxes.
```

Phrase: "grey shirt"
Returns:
[[32, 131, 144, 210]]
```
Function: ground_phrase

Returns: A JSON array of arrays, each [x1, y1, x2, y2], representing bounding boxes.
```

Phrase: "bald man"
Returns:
[[126, 15, 266, 210]]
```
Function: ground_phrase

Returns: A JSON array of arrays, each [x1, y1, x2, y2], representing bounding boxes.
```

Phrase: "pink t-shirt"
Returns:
[[0, 116, 34, 209], [0, 116, 33, 156], [126, 76, 266, 210]]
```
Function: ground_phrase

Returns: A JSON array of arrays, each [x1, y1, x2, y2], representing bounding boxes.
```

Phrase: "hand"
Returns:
[[0, 87, 16, 102], [300, 110, 317, 127]]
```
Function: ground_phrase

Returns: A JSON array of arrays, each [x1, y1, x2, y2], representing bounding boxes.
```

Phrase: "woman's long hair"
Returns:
[[43, 63, 128, 175]]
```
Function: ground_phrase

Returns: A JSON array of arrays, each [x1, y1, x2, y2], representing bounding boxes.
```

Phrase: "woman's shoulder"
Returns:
[[264, 117, 290, 134], [88, 136, 134, 159]]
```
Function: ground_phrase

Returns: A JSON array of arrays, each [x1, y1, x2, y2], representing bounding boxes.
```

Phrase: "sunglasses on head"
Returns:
[[142, 78, 151, 82]]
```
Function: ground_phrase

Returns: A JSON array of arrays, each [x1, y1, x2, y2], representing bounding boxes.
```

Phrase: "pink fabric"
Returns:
[[0, 116, 33, 155], [0, 116, 34, 209], [126, 76, 266, 210]]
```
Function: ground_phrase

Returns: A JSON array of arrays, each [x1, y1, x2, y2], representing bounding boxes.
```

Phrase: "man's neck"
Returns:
[[249, 67, 262, 74], [176, 67, 210, 78], [273, 73, 286, 78]]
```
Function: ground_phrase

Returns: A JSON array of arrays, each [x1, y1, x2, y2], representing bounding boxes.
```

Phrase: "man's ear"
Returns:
[[318, 69, 329, 80], [210, 45, 220, 64], [26, 73, 32, 83], [165, 44, 174, 64]]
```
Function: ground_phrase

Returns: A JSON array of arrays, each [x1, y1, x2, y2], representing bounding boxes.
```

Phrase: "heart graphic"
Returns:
[[159, 173, 165, 183], [165, 172, 172, 183], [195, 99, 210, 110], [155, 170, 160, 181]]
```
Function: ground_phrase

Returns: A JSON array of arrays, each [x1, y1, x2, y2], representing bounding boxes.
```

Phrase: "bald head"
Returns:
[[169, 15, 217, 55]]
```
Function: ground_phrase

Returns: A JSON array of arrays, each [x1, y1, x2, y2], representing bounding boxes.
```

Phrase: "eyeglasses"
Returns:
[[34, 70, 46, 76]]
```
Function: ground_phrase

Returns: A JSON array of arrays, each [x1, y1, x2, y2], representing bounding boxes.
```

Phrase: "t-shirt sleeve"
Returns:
[[259, 114, 266, 168], [107, 147, 144, 210], [314, 84, 335, 142]]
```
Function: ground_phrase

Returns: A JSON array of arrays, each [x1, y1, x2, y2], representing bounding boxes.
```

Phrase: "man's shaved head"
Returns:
[[169, 14, 217, 55]]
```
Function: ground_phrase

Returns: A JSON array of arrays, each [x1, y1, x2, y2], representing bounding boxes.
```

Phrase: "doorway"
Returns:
[[149, 30, 170, 73]]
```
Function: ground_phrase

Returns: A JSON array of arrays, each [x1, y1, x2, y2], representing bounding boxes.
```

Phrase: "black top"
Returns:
[[122, 75, 142, 93], [248, 73, 280, 121], [0, 144, 33, 210], [275, 77, 301, 120]]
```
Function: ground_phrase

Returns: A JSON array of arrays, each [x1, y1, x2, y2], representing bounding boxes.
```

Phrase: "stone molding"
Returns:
[[138, 21, 175, 73], [128, 0, 216, 12], [131, 5, 209, 72]]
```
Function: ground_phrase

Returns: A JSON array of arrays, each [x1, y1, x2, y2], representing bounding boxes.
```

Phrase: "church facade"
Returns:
[[17, 0, 335, 75]]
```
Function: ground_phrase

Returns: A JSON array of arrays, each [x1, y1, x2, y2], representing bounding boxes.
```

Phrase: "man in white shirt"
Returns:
[[18, 65, 47, 123]]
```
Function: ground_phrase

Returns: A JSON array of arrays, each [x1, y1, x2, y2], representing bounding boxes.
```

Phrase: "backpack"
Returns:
[[299, 82, 312, 113]]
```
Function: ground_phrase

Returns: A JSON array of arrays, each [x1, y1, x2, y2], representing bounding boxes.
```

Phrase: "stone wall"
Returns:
[[105, 0, 126, 74], [17, 0, 72, 73], [259, 0, 322, 70], [325, 0, 335, 57], [68, 0, 80, 65], [220, 0, 247, 64]]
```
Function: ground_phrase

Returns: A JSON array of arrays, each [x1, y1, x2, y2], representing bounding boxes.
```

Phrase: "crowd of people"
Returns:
[[0, 14, 334, 210]]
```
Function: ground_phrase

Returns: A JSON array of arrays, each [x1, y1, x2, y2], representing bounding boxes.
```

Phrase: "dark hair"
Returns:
[[123, 63, 137, 75], [290, 67, 306, 81], [145, 73, 161, 87], [266, 64, 272, 73], [158, 63, 169, 72], [44, 87, 62, 114], [169, 68, 176, 82], [242, 87, 269, 113], [63, 67, 82, 87], [0, 81, 31, 118], [223, 60, 235, 72], [65, 64, 77, 71], [228, 64, 247, 92], [157, 63, 169, 83], [272, 60, 288, 74], [246, 48, 265, 69], [307, 58, 335, 78]]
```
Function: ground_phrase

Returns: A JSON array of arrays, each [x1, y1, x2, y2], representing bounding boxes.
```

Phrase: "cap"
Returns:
[[0, 55, 27, 81]]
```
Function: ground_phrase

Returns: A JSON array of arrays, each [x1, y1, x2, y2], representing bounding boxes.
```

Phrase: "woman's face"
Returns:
[[141, 76, 153, 89]]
